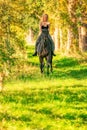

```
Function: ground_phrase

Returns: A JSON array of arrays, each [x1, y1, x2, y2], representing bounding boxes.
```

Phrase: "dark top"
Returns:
[[41, 25, 49, 29]]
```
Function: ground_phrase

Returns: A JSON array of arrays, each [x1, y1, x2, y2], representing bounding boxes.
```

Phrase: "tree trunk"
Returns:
[[59, 28, 63, 51], [78, 24, 87, 52], [66, 28, 72, 53], [26, 28, 33, 44], [67, 0, 76, 53], [54, 27, 59, 51], [81, 25, 87, 51], [0, 73, 3, 91], [78, 26, 82, 51], [29, 28, 33, 43]]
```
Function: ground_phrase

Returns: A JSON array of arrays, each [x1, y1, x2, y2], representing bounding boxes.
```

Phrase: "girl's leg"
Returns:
[[33, 35, 41, 56], [48, 34, 56, 56]]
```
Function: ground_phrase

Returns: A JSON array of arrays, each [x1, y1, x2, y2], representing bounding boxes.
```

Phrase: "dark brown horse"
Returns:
[[37, 36, 53, 74]]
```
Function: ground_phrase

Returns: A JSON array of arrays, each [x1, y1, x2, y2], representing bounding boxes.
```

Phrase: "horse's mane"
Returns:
[[37, 37, 51, 57]]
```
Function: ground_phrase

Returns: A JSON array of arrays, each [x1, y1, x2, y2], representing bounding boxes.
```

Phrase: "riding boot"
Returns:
[[33, 51, 37, 56], [52, 51, 56, 56]]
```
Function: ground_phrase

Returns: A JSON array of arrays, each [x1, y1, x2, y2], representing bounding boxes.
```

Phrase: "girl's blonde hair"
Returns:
[[41, 14, 49, 22]]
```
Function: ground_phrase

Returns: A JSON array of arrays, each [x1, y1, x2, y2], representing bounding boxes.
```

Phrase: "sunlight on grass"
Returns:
[[0, 46, 87, 130]]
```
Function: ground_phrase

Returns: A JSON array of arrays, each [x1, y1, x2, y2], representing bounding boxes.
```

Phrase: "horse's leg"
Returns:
[[39, 57, 44, 73], [46, 56, 50, 75], [46, 53, 53, 74], [50, 61, 52, 73], [50, 55, 53, 73]]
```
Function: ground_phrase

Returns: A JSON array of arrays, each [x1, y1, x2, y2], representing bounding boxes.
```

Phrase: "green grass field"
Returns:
[[0, 46, 87, 130]]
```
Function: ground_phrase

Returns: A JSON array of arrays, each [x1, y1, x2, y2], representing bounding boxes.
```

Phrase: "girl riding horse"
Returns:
[[33, 14, 56, 56]]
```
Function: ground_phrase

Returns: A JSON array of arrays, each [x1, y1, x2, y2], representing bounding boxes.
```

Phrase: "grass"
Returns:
[[0, 46, 87, 130]]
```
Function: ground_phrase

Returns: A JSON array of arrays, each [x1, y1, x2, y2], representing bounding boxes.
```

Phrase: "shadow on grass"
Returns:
[[0, 86, 87, 124], [0, 109, 86, 125], [16, 64, 87, 81], [0, 112, 31, 122], [28, 55, 79, 68], [67, 68, 87, 79], [36, 108, 87, 122], [54, 57, 79, 68], [19, 56, 87, 80], [53, 57, 87, 79], [1, 86, 87, 104], [51, 67, 87, 80]]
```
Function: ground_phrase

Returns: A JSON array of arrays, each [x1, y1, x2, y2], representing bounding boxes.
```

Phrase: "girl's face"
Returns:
[[43, 15, 48, 22]]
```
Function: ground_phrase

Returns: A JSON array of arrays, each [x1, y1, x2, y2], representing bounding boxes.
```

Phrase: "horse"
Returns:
[[37, 35, 53, 74]]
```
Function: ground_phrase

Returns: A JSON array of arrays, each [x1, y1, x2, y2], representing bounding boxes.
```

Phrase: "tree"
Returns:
[[0, 0, 29, 88]]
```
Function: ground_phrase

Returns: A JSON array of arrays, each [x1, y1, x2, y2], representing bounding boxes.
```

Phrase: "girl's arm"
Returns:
[[39, 22, 42, 34]]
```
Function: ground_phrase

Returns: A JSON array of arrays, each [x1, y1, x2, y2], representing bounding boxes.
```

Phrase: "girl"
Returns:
[[33, 14, 56, 56]]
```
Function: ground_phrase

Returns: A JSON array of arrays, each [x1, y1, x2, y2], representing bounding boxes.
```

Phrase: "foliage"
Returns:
[[0, 0, 27, 74]]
